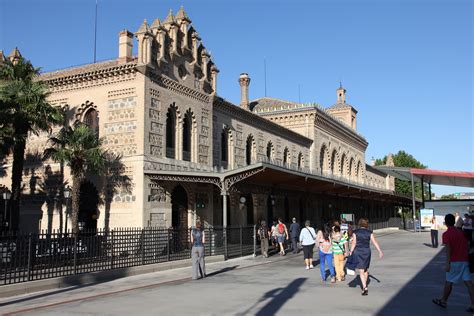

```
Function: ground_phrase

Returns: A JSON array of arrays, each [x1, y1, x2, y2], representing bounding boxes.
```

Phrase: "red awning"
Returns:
[[374, 166, 474, 188]]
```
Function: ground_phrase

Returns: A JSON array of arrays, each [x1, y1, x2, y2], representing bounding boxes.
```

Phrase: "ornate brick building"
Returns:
[[1, 7, 407, 233]]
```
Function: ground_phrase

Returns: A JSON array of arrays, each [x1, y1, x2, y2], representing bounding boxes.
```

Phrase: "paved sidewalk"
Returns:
[[0, 230, 471, 315]]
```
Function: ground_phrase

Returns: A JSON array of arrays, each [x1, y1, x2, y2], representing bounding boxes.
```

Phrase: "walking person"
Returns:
[[276, 218, 289, 255], [432, 214, 474, 312], [299, 220, 316, 270], [332, 225, 349, 281], [191, 220, 206, 280], [350, 218, 384, 295], [455, 212, 463, 230], [258, 220, 270, 258], [430, 215, 439, 248], [290, 217, 301, 254], [316, 224, 336, 283], [462, 213, 472, 246], [270, 220, 278, 252]]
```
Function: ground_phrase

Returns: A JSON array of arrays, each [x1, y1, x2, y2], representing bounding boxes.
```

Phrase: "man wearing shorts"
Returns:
[[432, 213, 474, 313]]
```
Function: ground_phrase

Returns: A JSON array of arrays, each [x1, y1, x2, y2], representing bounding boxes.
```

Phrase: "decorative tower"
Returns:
[[176, 6, 191, 51], [136, 19, 152, 65], [239, 73, 251, 109], [163, 9, 178, 55], [150, 18, 165, 61], [210, 64, 219, 94], [337, 83, 346, 104], [326, 83, 358, 130], [8, 47, 22, 64]]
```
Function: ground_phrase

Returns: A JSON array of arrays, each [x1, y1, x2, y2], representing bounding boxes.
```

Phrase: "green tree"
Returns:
[[440, 194, 456, 200], [44, 124, 106, 234], [375, 150, 427, 199], [0, 56, 63, 230]]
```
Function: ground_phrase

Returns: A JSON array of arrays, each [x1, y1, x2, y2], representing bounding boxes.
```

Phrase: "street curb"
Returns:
[[0, 255, 225, 298], [373, 227, 399, 233]]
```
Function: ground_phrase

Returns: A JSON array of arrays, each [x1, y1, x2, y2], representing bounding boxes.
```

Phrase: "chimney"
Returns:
[[118, 30, 133, 63], [239, 73, 251, 109]]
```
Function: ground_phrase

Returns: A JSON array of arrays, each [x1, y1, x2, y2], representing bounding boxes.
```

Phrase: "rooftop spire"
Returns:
[[8, 47, 22, 63], [176, 6, 191, 23], [136, 19, 150, 34], [163, 9, 176, 25], [150, 18, 163, 30]]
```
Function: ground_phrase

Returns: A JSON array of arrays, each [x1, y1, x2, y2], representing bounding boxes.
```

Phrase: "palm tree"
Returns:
[[44, 124, 106, 234], [0, 54, 63, 230]]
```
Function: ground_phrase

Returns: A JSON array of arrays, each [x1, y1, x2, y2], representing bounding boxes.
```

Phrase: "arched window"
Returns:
[[246, 135, 254, 165], [182, 110, 192, 162], [83, 109, 99, 135], [221, 129, 228, 163], [341, 153, 347, 176], [166, 107, 176, 159], [349, 158, 354, 178], [331, 150, 338, 175], [266, 141, 273, 161], [320, 145, 328, 173], [356, 161, 363, 182], [297, 152, 303, 169], [283, 147, 290, 166]]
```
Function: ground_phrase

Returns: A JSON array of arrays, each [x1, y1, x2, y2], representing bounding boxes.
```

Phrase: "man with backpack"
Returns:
[[276, 218, 289, 256]]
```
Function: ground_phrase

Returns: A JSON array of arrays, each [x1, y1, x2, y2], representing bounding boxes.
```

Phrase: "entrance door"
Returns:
[[171, 185, 188, 228], [78, 181, 99, 231], [267, 195, 274, 224]]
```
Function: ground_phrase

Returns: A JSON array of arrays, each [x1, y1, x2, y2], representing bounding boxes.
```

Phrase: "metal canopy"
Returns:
[[374, 166, 474, 188]]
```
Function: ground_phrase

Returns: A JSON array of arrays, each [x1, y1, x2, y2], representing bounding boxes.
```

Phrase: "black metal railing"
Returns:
[[0, 225, 257, 286]]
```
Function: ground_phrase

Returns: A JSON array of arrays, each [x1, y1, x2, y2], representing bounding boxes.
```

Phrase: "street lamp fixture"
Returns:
[[3, 190, 11, 229], [64, 186, 71, 235]]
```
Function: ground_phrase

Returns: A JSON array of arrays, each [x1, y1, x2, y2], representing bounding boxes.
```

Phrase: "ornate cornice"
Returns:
[[315, 108, 368, 151], [148, 70, 211, 104], [39, 61, 138, 92], [213, 97, 313, 147]]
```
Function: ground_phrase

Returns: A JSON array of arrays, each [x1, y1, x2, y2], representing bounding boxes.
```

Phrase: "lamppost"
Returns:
[[3, 189, 11, 231], [63, 186, 71, 236]]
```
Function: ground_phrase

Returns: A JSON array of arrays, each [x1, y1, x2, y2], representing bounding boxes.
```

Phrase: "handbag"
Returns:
[[345, 254, 357, 275]]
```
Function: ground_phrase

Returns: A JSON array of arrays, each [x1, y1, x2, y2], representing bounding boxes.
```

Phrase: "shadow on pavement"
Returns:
[[255, 278, 307, 315], [236, 278, 307, 315], [376, 249, 471, 315], [347, 274, 381, 289], [0, 268, 130, 307], [205, 265, 239, 277]]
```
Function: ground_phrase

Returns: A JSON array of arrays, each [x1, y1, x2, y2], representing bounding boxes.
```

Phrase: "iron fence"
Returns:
[[0, 225, 257, 286]]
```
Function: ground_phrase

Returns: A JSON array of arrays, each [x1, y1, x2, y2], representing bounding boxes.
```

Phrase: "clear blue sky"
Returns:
[[1, 0, 472, 195]]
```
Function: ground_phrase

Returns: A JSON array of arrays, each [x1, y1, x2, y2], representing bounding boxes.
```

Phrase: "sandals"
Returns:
[[432, 298, 447, 308], [361, 287, 368, 296]]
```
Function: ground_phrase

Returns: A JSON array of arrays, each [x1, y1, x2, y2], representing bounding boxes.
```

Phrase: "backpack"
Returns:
[[278, 223, 285, 234]]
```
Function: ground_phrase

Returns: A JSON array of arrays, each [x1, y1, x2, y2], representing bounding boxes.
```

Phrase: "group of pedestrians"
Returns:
[[298, 218, 383, 295], [258, 217, 300, 257], [260, 217, 383, 295]]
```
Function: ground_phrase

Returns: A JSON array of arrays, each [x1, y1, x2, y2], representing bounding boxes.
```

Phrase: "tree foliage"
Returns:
[[44, 124, 106, 233], [375, 150, 427, 199], [0, 56, 63, 230]]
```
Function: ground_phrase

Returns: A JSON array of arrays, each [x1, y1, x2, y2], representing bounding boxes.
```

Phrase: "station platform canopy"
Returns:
[[374, 166, 474, 188]]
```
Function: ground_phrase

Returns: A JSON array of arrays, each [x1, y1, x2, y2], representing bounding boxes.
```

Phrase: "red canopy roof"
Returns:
[[374, 166, 474, 188]]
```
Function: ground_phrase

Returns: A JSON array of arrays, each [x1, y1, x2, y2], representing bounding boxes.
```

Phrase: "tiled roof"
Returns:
[[39, 58, 136, 81], [250, 97, 317, 112], [327, 102, 358, 113]]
